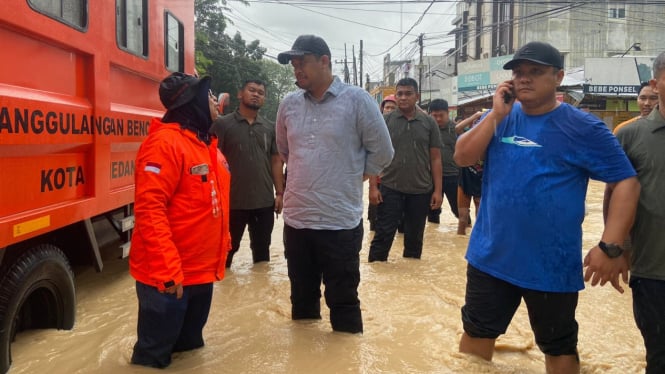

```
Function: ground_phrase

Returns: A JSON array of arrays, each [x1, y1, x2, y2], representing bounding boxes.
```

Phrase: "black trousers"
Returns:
[[429, 174, 459, 220], [368, 202, 378, 230], [227, 206, 274, 267], [283, 222, 364, 333], [368, 185, 431, 261], [631, 276, 665, 374], [131, 282, 213, 368]]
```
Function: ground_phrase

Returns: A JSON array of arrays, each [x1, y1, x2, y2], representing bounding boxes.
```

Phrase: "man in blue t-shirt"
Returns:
[[454, 41, 639, 373]]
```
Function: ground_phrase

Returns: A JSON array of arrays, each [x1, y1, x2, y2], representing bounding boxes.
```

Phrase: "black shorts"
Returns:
[[459, 166, 482, 197], [461, 264, 579, 356]]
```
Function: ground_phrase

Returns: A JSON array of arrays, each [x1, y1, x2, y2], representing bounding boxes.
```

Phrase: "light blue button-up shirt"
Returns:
[[276, 76, 394, 230]]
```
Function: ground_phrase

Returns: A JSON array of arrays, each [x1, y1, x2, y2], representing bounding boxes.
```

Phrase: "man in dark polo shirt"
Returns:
[[368, 77, 443, 261], [210, 79, 285, 268], [427, 98, 459, 224], [611, 51, 665, 373]]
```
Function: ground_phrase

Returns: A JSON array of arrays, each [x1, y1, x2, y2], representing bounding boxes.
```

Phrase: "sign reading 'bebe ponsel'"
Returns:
[[583, 84, 641, 95]]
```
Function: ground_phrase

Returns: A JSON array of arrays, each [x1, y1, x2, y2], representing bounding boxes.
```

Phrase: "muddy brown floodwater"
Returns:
[[10, 181, 645, 373]]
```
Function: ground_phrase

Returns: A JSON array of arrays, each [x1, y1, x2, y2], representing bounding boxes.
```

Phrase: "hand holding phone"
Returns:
[[503, 91, 513, 104], [500, 81, 515, 105], [503, 85, 516, 104], [491, 81, 515, 118]]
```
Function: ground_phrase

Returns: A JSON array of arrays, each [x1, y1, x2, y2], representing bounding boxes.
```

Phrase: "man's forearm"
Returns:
[[369, 176, 380, 190], [431, 161, 442, 194], [454, 112, 502, 166], [602, 177, 640, 244], [271, 155, 285, 194]]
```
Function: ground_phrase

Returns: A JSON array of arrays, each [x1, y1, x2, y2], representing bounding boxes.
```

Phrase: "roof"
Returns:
[[561, 66, 585, 87], [457, 91, 493, 106]]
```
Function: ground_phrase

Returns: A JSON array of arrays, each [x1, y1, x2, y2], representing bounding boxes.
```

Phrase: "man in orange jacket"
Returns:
[[129, 72, 231, 368]]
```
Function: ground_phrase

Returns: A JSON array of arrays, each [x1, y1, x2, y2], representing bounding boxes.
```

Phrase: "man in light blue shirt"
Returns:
[[276, 35, 393, 333]]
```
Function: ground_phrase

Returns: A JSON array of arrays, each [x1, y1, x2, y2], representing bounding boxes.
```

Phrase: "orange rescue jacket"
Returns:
[[130, 118, 231, 291]]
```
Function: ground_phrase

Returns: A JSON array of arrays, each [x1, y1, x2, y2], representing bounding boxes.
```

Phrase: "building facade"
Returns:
[[446, 0, 665, 124]]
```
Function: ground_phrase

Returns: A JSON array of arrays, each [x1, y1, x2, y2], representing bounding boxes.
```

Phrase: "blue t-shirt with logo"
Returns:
[[466, 102, 636, 292]]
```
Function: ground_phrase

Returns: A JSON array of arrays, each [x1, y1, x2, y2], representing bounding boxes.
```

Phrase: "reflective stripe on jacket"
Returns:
[[130, 118, 231, 290]]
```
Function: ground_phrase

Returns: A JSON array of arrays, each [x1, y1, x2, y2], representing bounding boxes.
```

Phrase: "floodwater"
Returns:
[[10, 181, 645, 373]]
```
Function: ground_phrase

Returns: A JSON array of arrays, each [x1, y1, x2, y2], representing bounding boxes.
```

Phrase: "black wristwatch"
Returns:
[[598, 241, 624, 258]]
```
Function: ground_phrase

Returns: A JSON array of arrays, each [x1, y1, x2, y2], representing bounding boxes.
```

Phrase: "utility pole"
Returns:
[[359, 40, 363, 88], [334, 47, 350, 82], [418, 33, 424, 106], [344, 43, 350, 84], [352, 45, 358, 86]]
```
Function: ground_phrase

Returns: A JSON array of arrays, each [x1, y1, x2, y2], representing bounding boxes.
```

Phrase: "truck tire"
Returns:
[[0, 244, 76, 374]]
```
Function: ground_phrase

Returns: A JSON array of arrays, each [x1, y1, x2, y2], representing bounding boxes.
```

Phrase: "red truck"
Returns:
[[0, 1, 195, 372]]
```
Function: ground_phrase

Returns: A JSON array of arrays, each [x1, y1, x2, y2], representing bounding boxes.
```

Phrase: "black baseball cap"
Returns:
[[503, 42, 564, 70], [159, 72, 211, 110], [278, 35, 331, 64]]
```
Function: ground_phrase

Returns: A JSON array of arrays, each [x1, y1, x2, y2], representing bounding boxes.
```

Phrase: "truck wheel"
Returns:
[[0, 244, 76, 374]]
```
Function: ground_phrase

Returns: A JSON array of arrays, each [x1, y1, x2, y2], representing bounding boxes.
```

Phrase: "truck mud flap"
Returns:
[[84, 219, 103, 272]]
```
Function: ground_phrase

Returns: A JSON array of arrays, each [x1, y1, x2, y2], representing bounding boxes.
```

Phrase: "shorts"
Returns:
[[461, 264, 579, 356], [459, 166, 482, 197]]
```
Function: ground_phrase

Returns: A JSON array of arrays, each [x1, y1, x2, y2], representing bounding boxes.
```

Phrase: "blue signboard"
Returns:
[[458, 72, 490, 92], [490, 55, 513, 71]]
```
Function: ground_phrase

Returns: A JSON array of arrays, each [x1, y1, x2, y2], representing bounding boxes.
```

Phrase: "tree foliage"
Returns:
[[258, 60, 296, 121], [194, 0, 294, 121]]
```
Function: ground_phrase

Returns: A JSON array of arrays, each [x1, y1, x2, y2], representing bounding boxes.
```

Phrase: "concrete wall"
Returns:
[[460, 1, 665, 70]]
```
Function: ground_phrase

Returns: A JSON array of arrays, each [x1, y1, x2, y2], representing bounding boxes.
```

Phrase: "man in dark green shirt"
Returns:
[[368, 78, 443, 261], [210, 80, 285, 268], [427, 98, 459, 224], [611, 51, 665, 373]]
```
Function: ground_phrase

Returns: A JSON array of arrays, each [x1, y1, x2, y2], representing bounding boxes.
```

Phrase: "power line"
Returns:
[[366, 0, 437, 57], [222, 0, 665, 81]]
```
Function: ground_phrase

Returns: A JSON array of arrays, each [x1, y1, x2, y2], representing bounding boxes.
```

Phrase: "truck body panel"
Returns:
[[0, 1, 195, 371], [1, 0, 195, 248]]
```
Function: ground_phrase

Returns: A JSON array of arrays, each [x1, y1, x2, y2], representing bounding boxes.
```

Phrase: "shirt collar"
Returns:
[[304, 76, 342, 103], [233, 109, 264, 125], [394, 107, 427, 121]]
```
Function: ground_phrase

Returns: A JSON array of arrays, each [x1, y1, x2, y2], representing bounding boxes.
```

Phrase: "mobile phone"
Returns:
[[503, 91, 513, 104]]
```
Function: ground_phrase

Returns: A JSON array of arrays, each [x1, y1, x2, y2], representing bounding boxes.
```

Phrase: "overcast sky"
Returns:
[[224, 0, 458, 81]]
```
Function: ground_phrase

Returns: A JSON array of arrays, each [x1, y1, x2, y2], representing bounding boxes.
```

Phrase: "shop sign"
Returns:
[[583, 84, 640, 95]]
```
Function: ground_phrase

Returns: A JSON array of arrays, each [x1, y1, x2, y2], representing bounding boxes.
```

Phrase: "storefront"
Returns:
[[582, 57, 655, 128]]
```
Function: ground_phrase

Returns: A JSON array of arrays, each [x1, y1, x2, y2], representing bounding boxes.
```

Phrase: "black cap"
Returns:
[[278, 35, 331, 64], [159, 72, 211, 110], [503, 42, 564, 70]]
